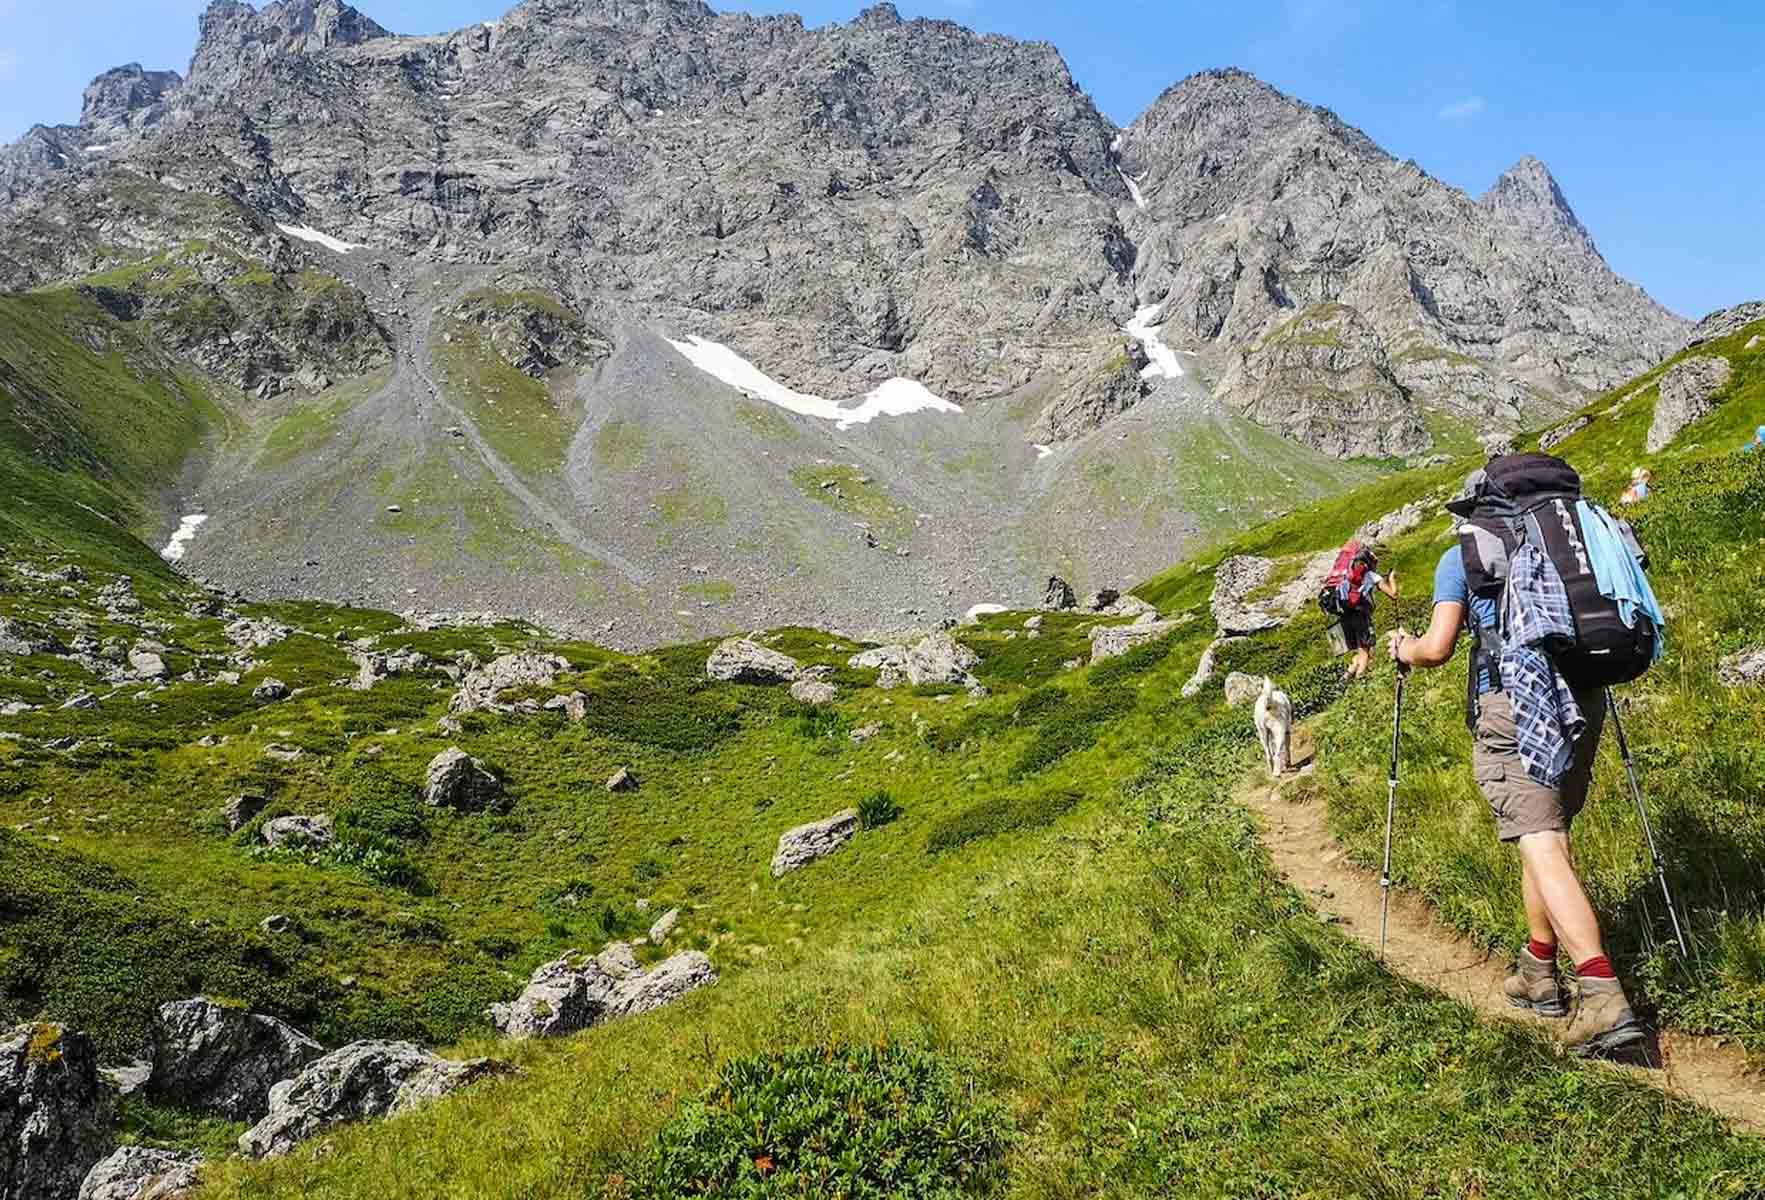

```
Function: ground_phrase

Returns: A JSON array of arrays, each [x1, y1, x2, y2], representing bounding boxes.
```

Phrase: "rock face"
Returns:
[[77, 1146, 201, 1200], [424, 748, 505, 813], [148, 998, 325, 1121], [1, 1024, 114, 1200], [1648, 355, 1734, 452], [772, 810, 862, 878], [1684, 301, 1765, 349], [1719, 647, 1765, 689], [260, 814, 334, 848], [487, 947, 716, 1040], [706, 639, 801, 685], [238, 1041, 514, 1160], [1210, 557, 1281, 636], [449, 652, 570, 714], [1090, 620, 1179, 664]]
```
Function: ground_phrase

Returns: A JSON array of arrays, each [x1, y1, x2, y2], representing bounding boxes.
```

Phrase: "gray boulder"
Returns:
[[128, 650, 168, 680], [1085, 588, 1121, 611], [1091, 621, 1180, 664], [260, 815, 334, 849], [351, 648, 432, 692], [1224, 673, 1263, 708], [223, 619, 289, 650], [449, 652, 569, 714], [251, 678, 289, 702], [0, 617, 65, 657], [848, 646, 908, 689], [706, 638, 802, 684], [1040, 577, 1077, 611], [542, 692, 588, 722], [488, 948, 716, 1040], [424, 748, 505, 813], [605, 767, 639, 794], [772, 810, 861, 878], [237, 1041, 515, 1160], [1102, 595, 1158, 620], [1, 1024, 114, 1200], [904, 631, 980, 687], [1718, 647, 1765, 689], [221, 793, 268, 832], [789, 679, 839, 706], [78, 1147, 201, 1200], [149, 998, 325, 1121], [1210, 556, 1280, 636], [1357, 502, 1428, 545], [1648, 355, 1733, 453], [648, 908, 680, 943], [1181, 637, 1228, 699]]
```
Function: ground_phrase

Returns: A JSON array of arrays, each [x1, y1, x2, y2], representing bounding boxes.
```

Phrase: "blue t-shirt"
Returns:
[[1434, 548, 1498, 694]]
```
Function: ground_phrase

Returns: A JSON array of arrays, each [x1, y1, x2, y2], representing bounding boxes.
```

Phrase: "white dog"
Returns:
[[1253, 676, 1293, 776]]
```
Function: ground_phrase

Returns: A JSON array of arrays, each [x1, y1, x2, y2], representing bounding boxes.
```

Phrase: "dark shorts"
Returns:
[[1341, 606, 1374, 651], [1472, 689, 1606, 842]]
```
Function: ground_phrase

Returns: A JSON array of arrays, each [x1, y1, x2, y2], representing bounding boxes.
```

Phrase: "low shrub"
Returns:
[[858, 790, 902, 829], [633, 1044, 1013, 1199], [1010, 686, 1136, 778], [926, 790, 1081, 856]]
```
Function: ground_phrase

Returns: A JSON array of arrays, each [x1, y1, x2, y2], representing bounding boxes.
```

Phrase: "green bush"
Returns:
[[925, 790, 1081, 856], [858, 790, 902, 829], [633, 1044, 1013, 1199], [579, 665, 746, 753], [336, 768, 429, 843]]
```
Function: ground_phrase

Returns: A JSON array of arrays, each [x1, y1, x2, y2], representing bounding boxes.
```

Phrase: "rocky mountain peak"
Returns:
[[79, 64, 182, 134], [1481, 154, 1595, 250], [190, 0, 391, 89], [854, 3, 904, 28]]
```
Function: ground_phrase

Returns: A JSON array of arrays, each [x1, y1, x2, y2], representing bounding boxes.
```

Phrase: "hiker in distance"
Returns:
[[1338, 546, 1400, 682], [1386, 454, 1657, 1059]]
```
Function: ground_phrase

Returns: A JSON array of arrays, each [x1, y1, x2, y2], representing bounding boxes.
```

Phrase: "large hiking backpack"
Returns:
[[1457, 453, 1659, 703], [1317, 539, 1370, 618]]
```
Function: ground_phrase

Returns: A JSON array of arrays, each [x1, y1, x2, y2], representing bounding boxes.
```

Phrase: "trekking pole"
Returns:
[[1381, 664, 1410, 960], [1605, 689, 1691, 958]]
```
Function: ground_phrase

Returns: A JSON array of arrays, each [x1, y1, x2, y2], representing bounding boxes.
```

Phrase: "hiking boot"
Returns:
[[1502, 947, 1567, 1018], [1564, 976, 1647, 1059]]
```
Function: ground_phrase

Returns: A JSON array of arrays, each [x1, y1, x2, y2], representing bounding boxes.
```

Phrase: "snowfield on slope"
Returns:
[[667, 335, 962, 430], [277, 224, 363, 254], [1124, 305, 1184, 380], [161, 514, 208, 562]]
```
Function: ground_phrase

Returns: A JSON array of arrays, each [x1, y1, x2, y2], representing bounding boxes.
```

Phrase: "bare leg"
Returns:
[[1520, 858, 1558, 948], [1516, 831, 1606, 965]]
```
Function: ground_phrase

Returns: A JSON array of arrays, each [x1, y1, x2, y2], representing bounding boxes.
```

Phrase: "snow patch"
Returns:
[[277, 223, 362, 255], [1123, 304, 1185, 380], [1033, 443, 1054, 460], [161, 514, 208, 563], [83, 144, 111, 154], [1119, 169, 1147, 210], [667, 336, 962, 430]]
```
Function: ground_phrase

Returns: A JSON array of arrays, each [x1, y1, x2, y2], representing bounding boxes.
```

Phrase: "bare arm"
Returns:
[[1387, 600, 1463, 670], [1376, 570, 1400, 601]]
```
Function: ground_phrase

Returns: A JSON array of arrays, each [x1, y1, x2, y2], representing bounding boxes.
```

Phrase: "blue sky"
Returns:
[[0, 0, 1757, 318]]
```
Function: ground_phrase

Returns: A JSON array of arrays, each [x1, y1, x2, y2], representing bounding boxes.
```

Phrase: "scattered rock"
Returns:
[[424, 748, 505, 813], [260, 815, 332, 849], [1224, 673, 1262, 708], [1040, 577, 1077, 611], [222, 793, 269, 832], [1090, 621, 1179, 664], [1085, 588, 1121, 611], [260, 743, 303, 763], [1478, 432, 1517, 459], [605, 767, 639, 794], [771, 809, 861, 878], [0, 616, 66, 657], [237, 1041, 514, 1159], [848, 646, 908, 689], [1023, 616, 1045, 631], [350, 648, 431, 692], [259, 915, 293, 936], [61, 692, 99, 711], [1748, 335, 1762, 352], [1102, 595, 1158, 620], [449, 652, 570, 714], [1718, 647, 1765, 689], [1648, 355, 1733, 453], [541, 692, 588, 722], [648, 908, 680, 942], [223, 619, 290, 650], [252, 679, 290, 702], [1210, 557, 1280, 636], [128, 650, 168, 680], [148, 999, 324, 1122], [488, 948, 716, 1040], [706, 638, 802, 684], [1, 1023, 114, 1200], [1357, 502, 1427, 545], [1538, 416, 1591, 452], [789, 678, 838, 706], [77, 1146, 199, 1200], [849, 723, 881, 745], [904, 630, 980, 687]]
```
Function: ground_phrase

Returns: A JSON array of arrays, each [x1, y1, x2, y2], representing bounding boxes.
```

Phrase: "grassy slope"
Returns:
[[1, 305, 1763, 1194]]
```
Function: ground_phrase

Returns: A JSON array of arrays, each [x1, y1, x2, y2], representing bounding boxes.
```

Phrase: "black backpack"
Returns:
[[1456, 454, 1658, 714]]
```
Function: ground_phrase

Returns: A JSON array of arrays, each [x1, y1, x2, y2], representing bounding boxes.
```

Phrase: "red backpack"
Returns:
[[1318, 540, 1368, 617]]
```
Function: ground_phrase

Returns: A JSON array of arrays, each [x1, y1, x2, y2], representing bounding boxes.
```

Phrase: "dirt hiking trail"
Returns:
[[1243, 739, 1765, 1134]]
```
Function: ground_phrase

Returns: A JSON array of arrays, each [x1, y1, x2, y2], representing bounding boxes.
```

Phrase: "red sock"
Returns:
[[1577, 955, 1617, 980], [1528, 938, 1557, 963]]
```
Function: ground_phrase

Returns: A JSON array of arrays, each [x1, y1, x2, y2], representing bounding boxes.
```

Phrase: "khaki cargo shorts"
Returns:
[[1472, 689, 1606, 843]]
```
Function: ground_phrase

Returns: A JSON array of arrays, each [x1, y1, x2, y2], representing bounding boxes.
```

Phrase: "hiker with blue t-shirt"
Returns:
[[1746, 426, 1765, 454], [1386, 459, 1648, 1060]]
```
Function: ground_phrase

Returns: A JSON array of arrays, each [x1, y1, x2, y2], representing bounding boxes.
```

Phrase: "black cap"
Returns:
[[1445, 467, 1491, 518]]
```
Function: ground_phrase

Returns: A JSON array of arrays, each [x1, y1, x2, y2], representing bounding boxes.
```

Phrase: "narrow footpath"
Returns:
[[1243, 754, 1765, 1134]]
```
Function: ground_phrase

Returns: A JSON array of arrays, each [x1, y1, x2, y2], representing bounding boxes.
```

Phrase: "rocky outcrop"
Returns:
[[251, 678, 289, 702], [789, 679, 839, 706], [1180, 637, 1228, 699], [1028, 340, 1152, 443], [423, 748, 505, 813], [260, 814, 334, 848], [448, 652, 570, 714], [351, 648, 432, 691], [447, 291, 611, 378], [1648, 356, 1733, 453], [1719, 647, 1765, 689], [904, 631, 981, 688], [1357, 502, 1428, 546], [238, 1041, 514, 1160], [1040, 578, 1078, 611], [79, 64, 181, 138], [772, 810, 861, 878], [2, 1024, 114, 1200], [706, 639, 801, 685], [1090, 620, 1179, 664], [1684, 301, 1765, 349], [648, 908, 680, 943], [1223, 304, 1428, 460], [147, 998, 325, 1121], [78, 1147, 200, 1200], [224, 619, 290, 650], [0, 616, 64, 657], [487, 946, 716, 1041], [1210, 556, 1281, 636], [1539, 416, 1591, 452], [849, 646, 909, 690]]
